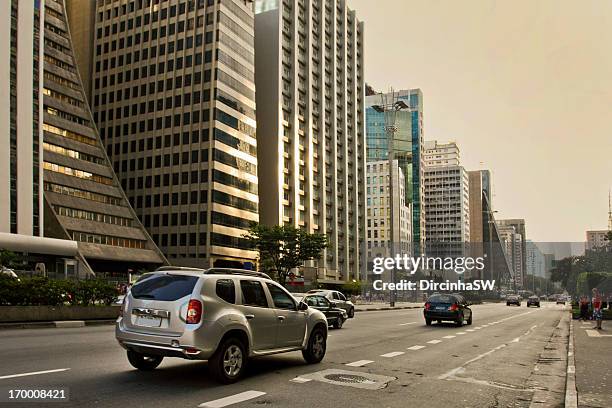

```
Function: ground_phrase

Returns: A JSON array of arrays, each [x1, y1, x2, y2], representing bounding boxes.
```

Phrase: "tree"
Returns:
[[0, 249, 17, 269], [244, 223, 329, 286], [605, 230, 612, 243]]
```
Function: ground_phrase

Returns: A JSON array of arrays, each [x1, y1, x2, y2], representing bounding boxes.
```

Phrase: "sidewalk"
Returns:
[[572, 318, 612, 408], [354, 301, 422, 312]]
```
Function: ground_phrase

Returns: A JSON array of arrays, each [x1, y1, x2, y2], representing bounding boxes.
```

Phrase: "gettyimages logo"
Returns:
[[370, 254, 495, 291]]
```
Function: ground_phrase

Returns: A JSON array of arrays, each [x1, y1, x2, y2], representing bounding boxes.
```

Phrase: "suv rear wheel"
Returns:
[[209, 337, 247, 384], [302, 326, 326, 363], [127, 350, 163, 371], [333, 317, 343, 329], [348, 307, 355, 318]]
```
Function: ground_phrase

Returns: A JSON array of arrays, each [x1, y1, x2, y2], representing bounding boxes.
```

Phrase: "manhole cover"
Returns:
[[324, 374, 374, 384], [293, 369, 396, 390]]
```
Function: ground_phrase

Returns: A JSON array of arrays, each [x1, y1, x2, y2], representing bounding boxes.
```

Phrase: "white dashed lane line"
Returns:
[[442, 335, 456, 339], [426, 340, 442, 344], [381, 351, 405, 357], [346, 360, 374, 367], [407, 345, 426, 350], [0, 368, 70, 380], [198, 391, 266, 408], [291, 377, 313, 383], [456, 332, 466, 335], [398, 322, 417, 326]]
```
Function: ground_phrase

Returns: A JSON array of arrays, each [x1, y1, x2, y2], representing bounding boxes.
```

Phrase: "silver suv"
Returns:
[[116, 267, 328, 383]]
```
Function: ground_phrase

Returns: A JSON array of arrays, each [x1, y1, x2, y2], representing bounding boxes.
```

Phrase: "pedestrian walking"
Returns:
[[579, 296, 590, 321], [592, 288, 603, 330]]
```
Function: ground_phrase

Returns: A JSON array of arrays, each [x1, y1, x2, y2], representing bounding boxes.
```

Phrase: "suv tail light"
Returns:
[[424, 302, 431, 311], [449, 303, 459, 311], [186, 299, 202, 324]]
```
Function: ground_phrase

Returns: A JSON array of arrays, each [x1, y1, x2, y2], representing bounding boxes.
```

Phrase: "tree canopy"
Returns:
[[244, 223, 329, 285]]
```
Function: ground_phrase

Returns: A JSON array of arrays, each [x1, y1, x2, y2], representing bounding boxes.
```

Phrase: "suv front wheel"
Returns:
[[209, 337, 247, 384], [127, 350, 163, 371], [302, 325, 326, 363]]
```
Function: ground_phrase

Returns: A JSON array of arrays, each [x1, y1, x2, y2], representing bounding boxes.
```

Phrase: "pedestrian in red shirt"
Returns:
[[592, 288, 603, 330]]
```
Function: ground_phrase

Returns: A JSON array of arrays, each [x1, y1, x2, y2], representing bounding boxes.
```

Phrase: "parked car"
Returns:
[[506, 295, 521, 306], [423, 293, 472, 327], [0, 267, 19, 279], [306, 289, 355, 318], [526, 296, 540, 307], [293, 294, 348, 329], [116, 267, 329, 384]]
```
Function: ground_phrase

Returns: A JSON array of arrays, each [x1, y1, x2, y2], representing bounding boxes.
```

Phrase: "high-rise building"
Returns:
[[366, 89, 425, 250], [73, 0, 260, 268], [255, 0, 366, 283], [525, 240, 545, 279], [0, 0, 83, 278], [586, 190, 612, 250], [498, 224, 524, 288], [423, 140, 460, 167], [423, 141, 469, 257], [497, 219, 526, 286], [40, 0, 166, 278], [366, 160, 411, 257], [1, 0, 44, 238]]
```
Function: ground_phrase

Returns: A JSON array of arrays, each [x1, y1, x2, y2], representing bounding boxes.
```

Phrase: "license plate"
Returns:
[[436, 306, 446, 311], [135, 315, 162, 327]]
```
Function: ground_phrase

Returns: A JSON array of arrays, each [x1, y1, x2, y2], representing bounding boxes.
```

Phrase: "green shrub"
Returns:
[[0, 276, 118, 306]]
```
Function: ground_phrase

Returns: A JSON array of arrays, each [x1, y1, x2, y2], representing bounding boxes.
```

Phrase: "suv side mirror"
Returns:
[[298, 302, 309, 311]]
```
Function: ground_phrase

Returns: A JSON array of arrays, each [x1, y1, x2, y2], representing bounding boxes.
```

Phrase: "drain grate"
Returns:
[[324, 374, 374, 384], [293, 369, 396, 390]]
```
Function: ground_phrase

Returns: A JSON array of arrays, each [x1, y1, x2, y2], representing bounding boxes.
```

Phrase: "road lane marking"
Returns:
[[474, 327, 482, 330], [442, 335, 456, 339], [438, 325, 538, 381], [346, 360, 374, 367], [381, 351, 405, 357], [398, 322, 417, 326], [0, 368, 70, 380], [456, 332, 466, 335], [427, 340, 442, 344], [291, 377, 313, 383], [199, 391, 266, 407], [465, 329, 475, 332], [407, 345, 425, 350], [586, 329, 612, 337]]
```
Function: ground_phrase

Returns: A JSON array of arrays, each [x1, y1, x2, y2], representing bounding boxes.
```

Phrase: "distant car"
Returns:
[[506, 295, 521, 306], [306, 289, 355, 318], [527, 296, 540, 307], [293, 294, 348, 329], [0, 267, 19, 280], [424, 293, 472, 327], [556, 295, 567, 305]]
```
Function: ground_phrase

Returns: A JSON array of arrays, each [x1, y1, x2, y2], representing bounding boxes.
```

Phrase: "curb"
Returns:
[[565, 313, 578, 408], [355, 305, 422, 312], [0, 319, 116, 330]]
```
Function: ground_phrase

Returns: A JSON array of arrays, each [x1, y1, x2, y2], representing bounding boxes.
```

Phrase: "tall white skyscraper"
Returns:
[[423, 141, 470, 256], [255, 0, 366, 284]]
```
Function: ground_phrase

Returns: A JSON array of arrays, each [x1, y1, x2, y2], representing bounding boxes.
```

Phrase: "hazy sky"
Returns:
[[349, 0, 612, 242]]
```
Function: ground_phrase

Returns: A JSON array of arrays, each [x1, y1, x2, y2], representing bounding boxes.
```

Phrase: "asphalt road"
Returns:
[[0, 302, 569, 408]]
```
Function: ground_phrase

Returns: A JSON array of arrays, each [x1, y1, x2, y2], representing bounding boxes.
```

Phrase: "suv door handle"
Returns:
[[245, 314, 255, 320], [277, 316, 285, 321]]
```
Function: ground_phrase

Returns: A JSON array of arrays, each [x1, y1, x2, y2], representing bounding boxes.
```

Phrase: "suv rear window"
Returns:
[[428, 294, 455, 304], [131, 274, 198, 301]]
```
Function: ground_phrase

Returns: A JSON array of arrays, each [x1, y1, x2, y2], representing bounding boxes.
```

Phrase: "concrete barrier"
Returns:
[[0, 306, 120, 323]]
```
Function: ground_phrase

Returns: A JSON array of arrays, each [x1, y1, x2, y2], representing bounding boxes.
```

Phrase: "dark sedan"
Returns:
[[527, 296, 540, 307], [293, 294, 348, 329], [424, 294, 472, 327]]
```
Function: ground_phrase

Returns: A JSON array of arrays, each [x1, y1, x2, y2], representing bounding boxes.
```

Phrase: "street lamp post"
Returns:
[[372, 91, 411, 308]]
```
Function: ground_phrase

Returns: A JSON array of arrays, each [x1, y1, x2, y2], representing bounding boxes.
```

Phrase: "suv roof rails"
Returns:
[[154, 266, 272, 280], [204, 268, 272, 280], [155, 266, 207, 272]]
